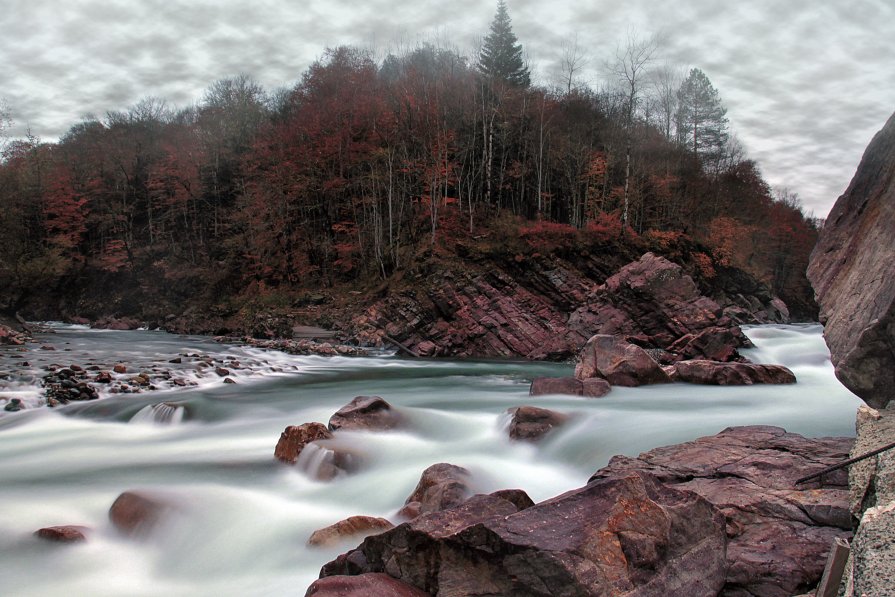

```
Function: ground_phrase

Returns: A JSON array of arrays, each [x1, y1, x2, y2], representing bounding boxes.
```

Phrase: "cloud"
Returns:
[[1, 0, 892, 216]]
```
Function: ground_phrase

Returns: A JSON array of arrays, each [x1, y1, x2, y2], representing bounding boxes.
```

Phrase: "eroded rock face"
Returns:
[[328, 396, 401, 432], [807, 112, 895, 409], [320, 472, 727, 597], [590, 425, 853, 596], [507, 406, 568, 441], [673, 360, 797, 385], [274, 422, 333, 464], [575, 334, 672, 386]]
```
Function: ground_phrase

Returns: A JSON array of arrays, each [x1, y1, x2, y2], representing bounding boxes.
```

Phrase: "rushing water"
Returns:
[[0, 324, 860, 596]]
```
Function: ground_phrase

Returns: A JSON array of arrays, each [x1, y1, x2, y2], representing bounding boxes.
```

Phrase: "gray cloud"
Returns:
[[2, 0, 892, 216]]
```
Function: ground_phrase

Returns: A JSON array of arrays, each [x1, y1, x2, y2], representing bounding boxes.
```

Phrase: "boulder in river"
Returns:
[[328, 396, 402, 432], [109, 491, 175, 537], [398, 463, 472, 519], [673, 360, 797, 385], [274, 422, 333, 464], [575, 334, 672, 386], [34, 525, 89, 543], [305, 573, 429, 597], [807, 111, 895, 410], [507, 406, 568, 441], [320, 472, 728, 596], [529, 376, 611, 397], [308, 516, 394, 547]]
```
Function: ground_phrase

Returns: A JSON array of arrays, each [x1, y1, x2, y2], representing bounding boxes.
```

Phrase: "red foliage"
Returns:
[[518, 220, 578, 251]]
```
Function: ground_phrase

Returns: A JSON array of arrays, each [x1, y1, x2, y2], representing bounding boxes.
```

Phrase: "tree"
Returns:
[[676, 68, 728, 165], [478, 0, 530, 87]]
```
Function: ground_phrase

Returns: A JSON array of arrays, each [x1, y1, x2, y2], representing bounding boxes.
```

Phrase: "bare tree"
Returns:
[[559, 33, 589, 94], [0, 98, 12, 155], [648, 63, 684, 140], [609, 30, 659, 234]]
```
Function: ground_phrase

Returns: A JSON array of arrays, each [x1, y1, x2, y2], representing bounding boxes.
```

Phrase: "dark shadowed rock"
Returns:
[[667, 326, 751, 362], [807, 111, 895, 409], [488, 488, 535, 511], [308, 516, 394, 547], [575, 334, 672, 386], [305, 572, 430, 597], [321, 472, 727, 596], [507, 406, 568, 441], [274, 422, 333, 464], [398, 463, 472, 518], [328, 396, 402, 432], [590, 425, 853, 595], [109, 491, 174, 537], [673, 360, 796, 385], [34, 525, 89, 543]]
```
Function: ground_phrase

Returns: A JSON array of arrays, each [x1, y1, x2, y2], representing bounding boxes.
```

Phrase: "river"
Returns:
[[0, 324, 860, 596]]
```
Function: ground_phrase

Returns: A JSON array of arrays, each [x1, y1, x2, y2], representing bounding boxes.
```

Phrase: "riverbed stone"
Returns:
[[507, 406, 568, 441], [673, 360, 797, 385], [308, 515, 394, 547], [108, 491, 174, 537], [34, 525, 89, 543], [575, 334, 672, 386], [328, 396, 402, 432], [398, 463, 472, 518], [305, 573, 429, 597], [274, 422, 333, 464]]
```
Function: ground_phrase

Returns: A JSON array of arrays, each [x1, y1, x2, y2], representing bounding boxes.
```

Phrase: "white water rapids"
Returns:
[[0, 324, 860, 596]]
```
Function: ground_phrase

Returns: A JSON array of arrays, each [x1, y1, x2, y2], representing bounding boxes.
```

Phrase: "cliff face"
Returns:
[[808, 112, 895, 409]]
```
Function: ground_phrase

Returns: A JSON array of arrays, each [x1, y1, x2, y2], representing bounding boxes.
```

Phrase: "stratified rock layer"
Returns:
[[807, 111, 895, 409]]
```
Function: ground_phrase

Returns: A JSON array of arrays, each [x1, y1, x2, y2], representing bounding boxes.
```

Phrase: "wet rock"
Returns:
[[94, 371, 112, 383], [223, 377, 236, 384], [488, 488, 535, 511], [399, 463, 472, 517], [575, 334, 672, 386], [308, 516, 394, 547], [4, 398, 23, 412], [305, 573, 429, 597], [590, 425, 853, 595], [168, 357, 182, 364], [673, 360, 796, 385], [274, 422, 333, 464], [328, 396, 401, 432], [113, 364, 127, 374], [666, 326, 750, 362], [507, 406, 568, 441], [321, 472, 727, 596], [108, 491, 174, 537], [581, 377, 612, 397], [214, 367, 230, 377], [807, 112, 895, 409], [34, 525, 89, 543], [529, 376, 583, 396]]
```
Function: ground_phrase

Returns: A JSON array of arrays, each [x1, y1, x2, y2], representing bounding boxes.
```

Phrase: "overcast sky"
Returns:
[[2, 0, 893, 217]]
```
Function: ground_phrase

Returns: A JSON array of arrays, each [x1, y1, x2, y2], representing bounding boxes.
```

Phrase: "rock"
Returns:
[[528, 376, 611, 398], [399, 463, 472, 517], [214, 367, 230, 377], [274, 422, 333, 464], [673, 360, 797, 385], [4, 398, 23, 412], [108, 491, 173, 536], [666, 326, 750, 362], [320, 472, 727, 596], [113, 364, 127, 374], [488, 488, 535, 511], [95, 371, 112, 383], [848, 500, 895, 597], [223, 377, 236, 384], [575, 334, 672, 386], [590, 425, 853, 595], [34, 525, 89, 543], [507, 406, 568, 441], [305, 573, 429, 597], [308, 516, 394, 547], [328, 396, 401, 432], [807, 112, 895, 409]]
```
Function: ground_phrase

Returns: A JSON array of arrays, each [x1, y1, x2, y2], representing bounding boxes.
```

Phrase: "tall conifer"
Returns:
[[478, 1, 530, 87]]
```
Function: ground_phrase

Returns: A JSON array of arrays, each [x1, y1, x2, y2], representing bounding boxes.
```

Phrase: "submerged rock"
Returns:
[[108, 491, 175, 537], [34, 525, 89, 543], [507, 406, 568, 441], [274, 422, 333, 464]]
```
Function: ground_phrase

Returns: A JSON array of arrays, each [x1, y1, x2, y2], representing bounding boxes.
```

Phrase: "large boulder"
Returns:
[[673, 360, 797, 385], [807, 112, 895, 409], [506, 406, 568, 441], [575, 334, 672, 386], [328, 396, 402, 432], [529, 376, 611, 397], [591, 426, 853, 596], [319, 472, 727, 596], [398, 463, 472, 519]]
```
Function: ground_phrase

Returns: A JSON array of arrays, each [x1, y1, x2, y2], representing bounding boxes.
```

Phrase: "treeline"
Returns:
[[0, 37, 818, 317]]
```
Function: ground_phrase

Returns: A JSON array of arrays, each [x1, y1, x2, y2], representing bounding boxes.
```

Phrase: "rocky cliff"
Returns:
[[807, 111, 895, 409]]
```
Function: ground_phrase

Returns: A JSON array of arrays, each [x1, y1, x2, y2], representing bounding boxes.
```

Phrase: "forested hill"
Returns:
[[0, 8, 819, 330]]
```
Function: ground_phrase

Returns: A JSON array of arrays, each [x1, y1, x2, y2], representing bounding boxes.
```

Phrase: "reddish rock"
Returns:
[[590, 425, 853, 595], [308, 516, 394, 547], [214, 367, 230, 377], [328, 396, 401, 432], [399, 463, 472, 517], [108, 491, 173, 536], [488, 488, 535, 511], [507, 406, 568, 441], [581, 377, 612, 397], [575, 334, 672, 386], [305, 573, 428, 597], [529, 376, 583, 396], [673, 360, 796, 385], [321, 472, 727, 596], [807, 112, 895, 409], [94, 371, 112, 383], [34, 525, 89, 543], [274, 422, 333, 464], [112, 364, 127, 374], [667, 326, 751, 362]]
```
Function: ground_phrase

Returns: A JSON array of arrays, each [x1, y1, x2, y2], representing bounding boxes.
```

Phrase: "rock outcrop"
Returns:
[[807, 111, 895, 409], [319, 472, 728, 596], [590, 426, 853, 596]]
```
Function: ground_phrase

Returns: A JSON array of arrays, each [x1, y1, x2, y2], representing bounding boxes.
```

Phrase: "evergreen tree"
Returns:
[[478, 0, 530, 87], [676, 68, 728, 163]]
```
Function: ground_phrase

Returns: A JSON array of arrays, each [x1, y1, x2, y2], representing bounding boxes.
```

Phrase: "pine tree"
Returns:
[[478, 0, 530, 87], [676, 68, 728, 163]]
